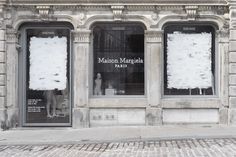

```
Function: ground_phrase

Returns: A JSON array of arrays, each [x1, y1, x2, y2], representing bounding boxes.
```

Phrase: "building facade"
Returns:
[[0, 0, 235, 129]]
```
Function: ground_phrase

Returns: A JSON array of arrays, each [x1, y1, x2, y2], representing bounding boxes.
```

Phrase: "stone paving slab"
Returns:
[[1, 138, 236, 157]]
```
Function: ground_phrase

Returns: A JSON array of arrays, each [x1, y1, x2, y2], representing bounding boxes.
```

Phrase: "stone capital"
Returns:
[[145, 30, 163, 43], [72, 30, 91, 43], [6, 29, 18, 44]]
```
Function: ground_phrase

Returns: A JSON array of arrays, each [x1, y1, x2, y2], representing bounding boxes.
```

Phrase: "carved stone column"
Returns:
[[145, 30, 163, 125], [229, 0, 236, 125], [71, 30, 91, 128]]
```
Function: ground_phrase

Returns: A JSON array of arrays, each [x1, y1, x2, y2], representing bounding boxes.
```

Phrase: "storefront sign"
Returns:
[[98, 57, 144, 68]]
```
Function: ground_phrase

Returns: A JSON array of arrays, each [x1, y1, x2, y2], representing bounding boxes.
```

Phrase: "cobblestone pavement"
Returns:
[[1, 138, 236, 157]]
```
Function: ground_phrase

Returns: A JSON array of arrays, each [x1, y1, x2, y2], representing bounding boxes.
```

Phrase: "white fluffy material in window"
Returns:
[[167, 32, 212, 89], [29, 36, 67, 90]]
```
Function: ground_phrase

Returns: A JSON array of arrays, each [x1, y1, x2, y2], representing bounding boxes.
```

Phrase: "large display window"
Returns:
[[20, 24, 72, 126], [164, 24, 216, 96], [93, 23, 145, 96]]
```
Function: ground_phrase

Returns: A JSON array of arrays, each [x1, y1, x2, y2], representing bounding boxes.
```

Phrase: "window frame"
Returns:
[[162, 23, 218, 97]]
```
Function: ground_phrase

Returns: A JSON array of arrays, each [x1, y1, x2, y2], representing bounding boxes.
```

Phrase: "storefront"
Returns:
[[0, 0, 235, 129]]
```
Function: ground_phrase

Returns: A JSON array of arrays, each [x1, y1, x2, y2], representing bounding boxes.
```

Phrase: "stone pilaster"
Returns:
[[5, 29, 19, 128], [72, 30, 91, 128], [145, 30, 163, 125], [0, 1, 5, 129], [229, 0, 236, 125], [216, 28, 229, 125]]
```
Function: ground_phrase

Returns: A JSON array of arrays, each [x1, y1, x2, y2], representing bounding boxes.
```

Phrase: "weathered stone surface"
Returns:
[[0, 41, 4, 52], [230, 30, 236, 40], [230, 97, 236, 108], [0, 63, 5, 74], [0, 96, 4, 108], [229, 86, 236, 96], [146, 107, 162, 125], [229, 63, 236, 73], [163, 109, 219, 123], [229, 41, 236, 52], [0, 30, 5, 41], [90, 109, 146, 127], [73, 108, 89, 128], [230, 75, 236, 85], [0, 52, 5, 63], [229, 52, 236, 62], [0, 86, 5, 96], [0, 75, 5, 86], [219, 108, 228, 124], [230, 109, 236, 124]]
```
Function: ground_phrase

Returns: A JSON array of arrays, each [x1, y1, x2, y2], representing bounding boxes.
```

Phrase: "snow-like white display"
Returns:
[[29, 36, 67, 90], [167, 32, 212, 89]]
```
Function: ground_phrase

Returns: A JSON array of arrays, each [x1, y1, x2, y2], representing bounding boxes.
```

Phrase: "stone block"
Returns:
[[0, 52, 5, 63], [229, 63, 236, 73], [163, 109, 219, 124], [229, 41, 236, 51], [230, 75, 236, 85], [229, 52, 236, 62], [0, 86, 5, 96], [146, 107, 162, 126], [0, 30, 5, 41], [230, 30, 236, 40], [219, 108, 228, 124], [230, 97, 236, 108], [0, 63, 5, 74], [230, 86, 236, 96], [229, 109, 236, 125], [0, 41, 4, 51], [72, 108, 89, 128], [0, 109, 5, 131], [0, 75, 5, 86], [90, 109, 145, 127], [117, 109, 145, 125], [6, 108, 19, 128], [0, 97, 4, 108]]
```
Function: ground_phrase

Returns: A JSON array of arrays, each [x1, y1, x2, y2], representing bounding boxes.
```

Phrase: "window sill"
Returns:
[[161, 97, 221, 109], [89, 97, 147, 108]]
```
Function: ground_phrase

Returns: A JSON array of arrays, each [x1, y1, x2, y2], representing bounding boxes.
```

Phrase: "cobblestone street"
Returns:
[[1, 138, 236, 157]]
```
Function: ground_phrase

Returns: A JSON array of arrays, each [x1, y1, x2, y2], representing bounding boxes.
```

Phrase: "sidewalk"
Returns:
[[1, 125, 236, 145]]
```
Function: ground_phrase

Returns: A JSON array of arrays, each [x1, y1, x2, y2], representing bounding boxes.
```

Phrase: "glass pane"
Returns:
[[25, 28, 70, 123], [93, 23, 144, 96], [164, 25, 215, 95]]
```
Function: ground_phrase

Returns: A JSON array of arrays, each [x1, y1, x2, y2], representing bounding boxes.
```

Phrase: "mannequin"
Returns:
[[44, 90, 57, 118], [94, 73, 102, 95]]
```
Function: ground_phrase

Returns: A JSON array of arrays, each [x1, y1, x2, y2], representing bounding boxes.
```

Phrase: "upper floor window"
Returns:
[[93, 23, 145, 96], [164, 24, 216, 96]]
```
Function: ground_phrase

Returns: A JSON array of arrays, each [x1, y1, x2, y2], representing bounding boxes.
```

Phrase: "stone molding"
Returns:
[[10, 4, 228, 13], [72, 30, 91, 43], [145, 30, 163, 43]]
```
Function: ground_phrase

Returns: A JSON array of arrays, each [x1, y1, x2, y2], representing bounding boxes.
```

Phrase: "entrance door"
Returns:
[[20, 23, 72, 126]]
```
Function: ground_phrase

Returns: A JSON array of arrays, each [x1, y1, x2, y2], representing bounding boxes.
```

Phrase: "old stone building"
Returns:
[[0, 0, 235, 129]]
